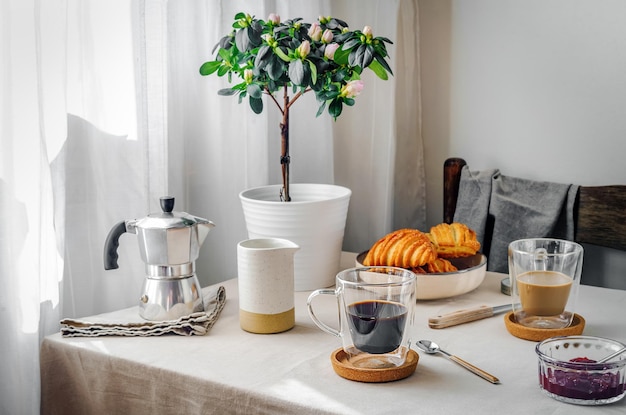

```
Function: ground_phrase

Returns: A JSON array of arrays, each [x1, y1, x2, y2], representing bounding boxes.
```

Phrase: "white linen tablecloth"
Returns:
[[40, 253, 626, 414]]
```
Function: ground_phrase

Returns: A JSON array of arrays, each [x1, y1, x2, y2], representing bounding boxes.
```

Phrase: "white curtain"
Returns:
[[0, 0, 422, 413]]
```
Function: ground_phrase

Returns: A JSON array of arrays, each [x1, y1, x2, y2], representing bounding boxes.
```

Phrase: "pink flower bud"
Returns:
[[267, 13, 280, 25], [244, 69, 254, 84], [341, 80, 364, 98], [363, 26, 373, 38], [321, 29, 333, 44], [297, 40, 311, 59], [308, 22, 322, 42], [324, 43, 340, 60]]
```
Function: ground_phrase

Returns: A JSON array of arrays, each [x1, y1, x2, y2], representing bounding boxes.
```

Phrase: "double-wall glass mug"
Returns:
[[509, 238, 583, 329], [307, 267, 416, 369]]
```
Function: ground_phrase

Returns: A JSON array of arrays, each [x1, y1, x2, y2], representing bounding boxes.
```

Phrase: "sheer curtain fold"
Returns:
[[1, 1, 64, 413], [1, 0, 422, 413], [394, 0, 426, 231]]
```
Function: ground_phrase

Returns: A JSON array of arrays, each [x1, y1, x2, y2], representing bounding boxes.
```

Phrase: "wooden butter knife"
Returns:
[[428, 304, 515, 329]]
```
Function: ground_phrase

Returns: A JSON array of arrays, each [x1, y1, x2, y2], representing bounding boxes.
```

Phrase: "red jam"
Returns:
[[540, 357, 625, 400], [569, 357, 596, 363]]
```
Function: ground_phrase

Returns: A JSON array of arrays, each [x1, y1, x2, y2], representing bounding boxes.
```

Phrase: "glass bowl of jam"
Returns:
[[536, 336, 626, 405]]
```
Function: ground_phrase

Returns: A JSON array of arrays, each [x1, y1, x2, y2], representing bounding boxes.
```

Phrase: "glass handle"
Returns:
[[306, 289, 339, 337]]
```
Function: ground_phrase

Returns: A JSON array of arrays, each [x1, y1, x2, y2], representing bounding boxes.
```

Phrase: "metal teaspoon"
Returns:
[[416, 340, 500, 384], [598, 346, 626, 363]]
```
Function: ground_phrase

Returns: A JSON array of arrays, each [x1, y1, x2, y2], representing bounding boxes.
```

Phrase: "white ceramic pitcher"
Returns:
[[237, 238, 300, 333]]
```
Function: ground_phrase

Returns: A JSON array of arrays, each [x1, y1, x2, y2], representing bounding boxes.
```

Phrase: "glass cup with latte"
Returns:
[[509, 238, 584, 329], [307, 267, 416, 369]]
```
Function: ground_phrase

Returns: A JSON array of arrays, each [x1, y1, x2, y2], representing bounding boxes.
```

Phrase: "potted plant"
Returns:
[[199, 12, 394, 289], [199, 12, 393, 202]]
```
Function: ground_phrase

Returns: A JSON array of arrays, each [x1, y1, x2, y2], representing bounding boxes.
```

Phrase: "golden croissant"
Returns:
[[363, 228, 437, 268], [427, 222, 481, 258], [425, 258, 458, 273]]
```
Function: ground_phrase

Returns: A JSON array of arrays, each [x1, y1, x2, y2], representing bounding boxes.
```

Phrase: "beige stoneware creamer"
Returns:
[[237, 238, 299, 334]]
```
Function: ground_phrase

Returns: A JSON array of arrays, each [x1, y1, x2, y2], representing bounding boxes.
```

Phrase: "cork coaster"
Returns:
[[330, 348, 419, 383], [504, 312, 585, 342]]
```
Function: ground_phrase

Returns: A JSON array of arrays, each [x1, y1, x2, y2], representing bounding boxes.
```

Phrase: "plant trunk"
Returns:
[[280, 86, 291, 201]]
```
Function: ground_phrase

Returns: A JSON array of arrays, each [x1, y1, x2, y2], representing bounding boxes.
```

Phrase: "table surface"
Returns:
[[41, 253, 626, 415]]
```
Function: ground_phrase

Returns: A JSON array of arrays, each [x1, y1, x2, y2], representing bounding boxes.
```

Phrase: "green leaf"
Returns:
[[217, 65, 230, 77], [218, 48, 230, 61], [331, 68, 349, 83], [329, 99, 343, 119], [374, 54, 394, 76], [361, 45, 374, 68], [349, 44, 367, 68], [329, 17, 348, 29], [247, 83, 262, 99], [266, 57, 284, 81], [218, 88, 238, 96], [212, 36, 231, 54], [274, 46, 291, 62], [308, 60, 317, 85], [249, 96, 263, 114], [333, 47, 350, 65], [288, 60, 305, 86], [235, 28, 249, 52], [317, 89, 339, 101], [344, 98, 355, 106], [316, 101, 327, 117], [234, 12, 246, 20], [342, 38, 361, 51], [374, 42, 389, 58], [255, 45, 272, 68], [199, 61, 222, 76], [368, 60, 388, 80], [247, 25, 263, 48]]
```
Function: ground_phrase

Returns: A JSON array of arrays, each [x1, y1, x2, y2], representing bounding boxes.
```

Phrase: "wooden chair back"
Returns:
[[443, 157, 626, 252]]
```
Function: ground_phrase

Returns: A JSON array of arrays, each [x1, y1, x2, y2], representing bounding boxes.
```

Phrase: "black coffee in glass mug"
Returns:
[[347, 300, 408, 354]]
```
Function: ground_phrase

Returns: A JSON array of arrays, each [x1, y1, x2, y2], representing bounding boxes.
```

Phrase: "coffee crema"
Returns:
[[347, 300, 407, 354], [517, 271, 572, 316]]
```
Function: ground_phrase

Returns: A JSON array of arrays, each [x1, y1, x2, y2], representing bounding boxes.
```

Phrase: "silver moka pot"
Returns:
[[104, 196, 215, 320]]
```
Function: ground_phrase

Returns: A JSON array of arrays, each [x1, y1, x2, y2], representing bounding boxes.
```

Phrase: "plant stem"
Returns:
[[280, 85, 291, 201], [265, 85, 313, 202]]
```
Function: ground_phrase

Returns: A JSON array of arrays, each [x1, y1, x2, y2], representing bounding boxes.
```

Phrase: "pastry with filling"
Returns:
[[427, 222, 481, 258]]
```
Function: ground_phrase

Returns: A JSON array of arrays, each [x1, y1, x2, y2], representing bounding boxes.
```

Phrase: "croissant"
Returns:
[[427, 222, 480, 258], [363, 228, 437, 268], [425, 258, 458, 273]]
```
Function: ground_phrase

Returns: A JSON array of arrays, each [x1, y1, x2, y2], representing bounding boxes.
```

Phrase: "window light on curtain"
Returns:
[[0, 1, 421, 413]]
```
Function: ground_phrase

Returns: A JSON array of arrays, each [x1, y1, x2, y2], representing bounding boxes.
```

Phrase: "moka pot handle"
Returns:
[[103, 221, 128, 270]]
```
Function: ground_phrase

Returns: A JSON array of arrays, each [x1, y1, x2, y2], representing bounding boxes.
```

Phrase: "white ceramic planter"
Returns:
[[239, 183, 351, 291]]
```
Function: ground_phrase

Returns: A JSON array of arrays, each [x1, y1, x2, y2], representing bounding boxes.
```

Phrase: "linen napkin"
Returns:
[[454, 166, 579, 273], [60, 285, 226, 337]]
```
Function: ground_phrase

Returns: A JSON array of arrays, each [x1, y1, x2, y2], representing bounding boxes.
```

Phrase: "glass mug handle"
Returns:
[[307, 289, 339, 337]]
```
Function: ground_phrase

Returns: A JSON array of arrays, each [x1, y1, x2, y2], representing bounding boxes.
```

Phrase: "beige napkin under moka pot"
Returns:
[[104, 196, 215, 321]]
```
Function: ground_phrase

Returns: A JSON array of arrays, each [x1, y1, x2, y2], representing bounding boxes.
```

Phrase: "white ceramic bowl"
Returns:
[[356, 252, 487, 300]]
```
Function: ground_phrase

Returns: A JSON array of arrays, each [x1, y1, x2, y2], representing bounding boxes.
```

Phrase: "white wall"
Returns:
[[419, 0, 626, 288]]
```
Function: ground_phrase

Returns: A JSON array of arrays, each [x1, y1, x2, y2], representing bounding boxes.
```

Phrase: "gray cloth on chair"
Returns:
[[453, 166, 579, 273]]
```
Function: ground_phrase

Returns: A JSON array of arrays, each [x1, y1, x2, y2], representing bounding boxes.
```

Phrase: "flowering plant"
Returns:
[[200, 12, 393, 201]]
